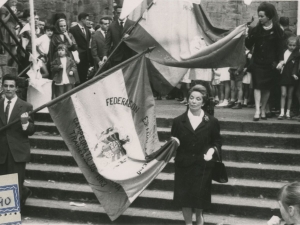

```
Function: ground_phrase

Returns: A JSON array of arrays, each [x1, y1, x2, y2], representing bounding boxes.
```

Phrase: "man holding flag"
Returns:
[[102, 6, 136, 68]]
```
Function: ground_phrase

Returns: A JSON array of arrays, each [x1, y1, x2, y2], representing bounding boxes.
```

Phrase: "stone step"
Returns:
[[157, 117, 300, 134], [35, 113, 300, 134], [158, 127, 300, 149], [23, 198, 269, 225], [35, 117, 300, 135], [222, 145, 300, 165], [29, 149, 291, 199], [25, 175, 287, 204], [26, 158, 300, 185], [30, 145, 300, 167], [30, 126, 300, 151], [30, 135, 66, 150]]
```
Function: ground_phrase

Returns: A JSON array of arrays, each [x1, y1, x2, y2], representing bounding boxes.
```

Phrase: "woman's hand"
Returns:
[[204, 148, 215, 161], [276, 61, 284, 70], [267, 215, 281, 225], [293, 74, 298, 80], [69, 71, 74, 76]]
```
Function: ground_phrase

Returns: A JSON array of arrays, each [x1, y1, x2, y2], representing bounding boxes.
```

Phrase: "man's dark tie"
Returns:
[[120, 21, 124, 30], [5, 100, 11, 122], [81, 27, 86, 37]]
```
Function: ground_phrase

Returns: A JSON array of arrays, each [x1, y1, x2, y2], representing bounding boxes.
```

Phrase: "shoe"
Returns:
[[261, 116, 267, 120], [278, 115, 284, 120], [166, 95, 174, 100], [225, 101, 235, 108], [253, 112, 260, 121], [216, 101, 228, 107], [286, 114, 291, 120], [247, 104, 255, 108], [266, 112, 273, 118], [232, 102, 242, 109], [253, 117, 260, 121]]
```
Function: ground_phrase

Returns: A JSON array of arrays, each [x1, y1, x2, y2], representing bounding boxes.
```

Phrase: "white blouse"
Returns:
[[188, 109, 204, 130], [283, 49, 292, 63]]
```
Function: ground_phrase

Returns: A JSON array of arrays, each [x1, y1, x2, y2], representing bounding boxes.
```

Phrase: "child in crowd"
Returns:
[[276, 36, 299, 119], [211, 68, 220, 104], [51, 44, 79, 97], [179, 69, 191, 104], [36, 24, 55, 78], [215, 67, 230, 107], [227, 66, 244, 109], [242, 50, 253, 107]]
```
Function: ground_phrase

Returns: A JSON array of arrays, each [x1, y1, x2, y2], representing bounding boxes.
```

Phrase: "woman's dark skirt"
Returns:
[[251, 64, 277, 90]]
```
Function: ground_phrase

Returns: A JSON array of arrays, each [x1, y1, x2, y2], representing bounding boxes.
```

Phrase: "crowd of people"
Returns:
[[164, 3, 300, 122], [1, 1, 300, 225], [0, 2, 134, 99]]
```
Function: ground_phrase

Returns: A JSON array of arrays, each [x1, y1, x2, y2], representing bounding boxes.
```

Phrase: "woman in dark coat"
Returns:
[[48, 18, 78, 78], [245, 2, 284, 121], [171, 85, 222, 225]]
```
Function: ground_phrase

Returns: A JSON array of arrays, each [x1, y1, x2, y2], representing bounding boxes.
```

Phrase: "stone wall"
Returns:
[[201, 0, 298, 29], [13, 0, 299, 29], [17, 0, 113, 25]]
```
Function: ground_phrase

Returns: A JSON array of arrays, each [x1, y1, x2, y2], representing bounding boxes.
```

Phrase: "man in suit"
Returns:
[[69, 12, 92, 84], [0, 74, 35, 208], [91, 17, 110, 70], [102, 6, 136, 68]]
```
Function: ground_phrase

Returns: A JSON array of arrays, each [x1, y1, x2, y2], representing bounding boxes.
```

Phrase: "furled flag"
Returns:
[[48, 54, 178, 220], [124, 0, 246, 93], [120, 0, 144, 20]]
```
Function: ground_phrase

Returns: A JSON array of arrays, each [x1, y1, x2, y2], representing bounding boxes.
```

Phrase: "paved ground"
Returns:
[[22, 217, 99, 225], [155, 99, 297, 124]]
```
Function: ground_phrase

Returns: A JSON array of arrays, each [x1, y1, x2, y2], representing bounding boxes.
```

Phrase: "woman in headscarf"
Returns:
[[245, 2, 284, 121], [48, 18, 78, 79]]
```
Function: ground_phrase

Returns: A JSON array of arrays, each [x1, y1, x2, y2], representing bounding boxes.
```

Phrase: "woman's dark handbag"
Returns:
[[212, 148, 228, 183]]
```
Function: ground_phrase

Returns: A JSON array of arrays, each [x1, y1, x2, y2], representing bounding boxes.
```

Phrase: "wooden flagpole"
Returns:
[[297, 0, 300, 36], [29, 0, 37, 75], [0, 48, 153, 133]]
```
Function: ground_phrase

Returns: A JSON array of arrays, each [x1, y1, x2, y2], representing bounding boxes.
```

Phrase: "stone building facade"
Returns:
[[15, 0, 298, 29]]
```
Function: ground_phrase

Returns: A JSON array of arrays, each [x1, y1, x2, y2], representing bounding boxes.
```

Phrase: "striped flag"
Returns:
[[0, 0, 7, 8], [48, 55, 178, 220], [124, 0, 246, 93]]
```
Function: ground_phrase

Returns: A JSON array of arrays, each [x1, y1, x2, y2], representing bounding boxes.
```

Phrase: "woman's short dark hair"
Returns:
[[187, 85, 208, 104], [2, 74, 18, 87], [257, 2, 275, 19], [278, 182, 300, 210], [44, 24, 55, 32], [78, 12, 89, 21]]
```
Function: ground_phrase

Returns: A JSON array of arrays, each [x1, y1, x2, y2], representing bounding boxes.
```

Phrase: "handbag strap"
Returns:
[[213, 147, 222, 162]]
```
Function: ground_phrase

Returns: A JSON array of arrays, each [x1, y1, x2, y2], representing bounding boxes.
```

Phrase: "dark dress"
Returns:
[[245, 23, 284, 90], [171, 111, 222, 209], [279, 50, 300, 86]]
